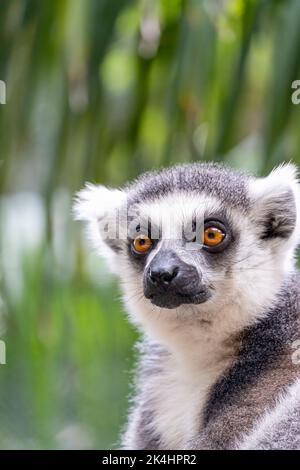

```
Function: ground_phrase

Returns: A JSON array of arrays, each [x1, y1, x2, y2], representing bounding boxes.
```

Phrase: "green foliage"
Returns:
[[0, 0, 300, 449]]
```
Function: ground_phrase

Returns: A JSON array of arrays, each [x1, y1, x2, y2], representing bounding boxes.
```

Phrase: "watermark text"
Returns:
[[291, 80, 300, 105], [0, 340, 6, 365], [0, 80, 6, 105]]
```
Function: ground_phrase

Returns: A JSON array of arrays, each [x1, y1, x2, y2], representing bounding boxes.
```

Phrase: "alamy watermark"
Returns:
[[0, 80, 6, 105], [96, 204, 206, 249], [291, 80, 300, 105], [0, 340, 6, 365]]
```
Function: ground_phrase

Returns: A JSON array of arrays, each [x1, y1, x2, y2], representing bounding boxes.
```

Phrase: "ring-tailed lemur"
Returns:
[[74, 162, 300, 450]]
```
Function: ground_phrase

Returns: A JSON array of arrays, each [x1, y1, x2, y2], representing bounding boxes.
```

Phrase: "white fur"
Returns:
[[138, 355, 227, 449], [73, 184, 126, 272]]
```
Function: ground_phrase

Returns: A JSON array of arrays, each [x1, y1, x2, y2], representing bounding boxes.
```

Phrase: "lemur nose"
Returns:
[[149, 265, 179, 285]]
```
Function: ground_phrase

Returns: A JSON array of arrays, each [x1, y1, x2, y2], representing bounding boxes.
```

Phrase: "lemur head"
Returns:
[[74, 163, 300, 341]]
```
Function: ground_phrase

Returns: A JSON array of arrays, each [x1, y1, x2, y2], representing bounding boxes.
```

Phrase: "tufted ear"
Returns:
[[73, 184, 126, 222], [249, 163, 300, 242], [73, 184, 127, 269]]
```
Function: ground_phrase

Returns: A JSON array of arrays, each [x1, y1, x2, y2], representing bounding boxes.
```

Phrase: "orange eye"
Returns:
[[133, 235, 153, 254], [203, 226, 225, 247]]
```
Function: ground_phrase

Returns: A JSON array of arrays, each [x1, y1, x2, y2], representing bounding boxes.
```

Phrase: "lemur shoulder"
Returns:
[[74, 162, 300, 450]]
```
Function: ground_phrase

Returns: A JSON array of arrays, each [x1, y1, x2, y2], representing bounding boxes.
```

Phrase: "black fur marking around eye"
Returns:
[[202, 219, 230, 253], [127, 237, 158, 272], [99, 223, 123, 253]]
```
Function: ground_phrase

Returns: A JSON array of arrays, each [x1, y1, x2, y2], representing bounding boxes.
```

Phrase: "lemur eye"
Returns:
[[203, 226, 225, 247], [133, 235, 153, 254]]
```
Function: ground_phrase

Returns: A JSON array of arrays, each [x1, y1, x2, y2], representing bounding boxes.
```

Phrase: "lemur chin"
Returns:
[[74, 162, 300, 450]]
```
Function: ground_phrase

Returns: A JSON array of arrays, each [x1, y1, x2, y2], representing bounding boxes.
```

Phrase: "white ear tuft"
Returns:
[[270, 162, 299, 182], [250, 163, 299, 201], [249, 162, 300, 244], [73, 183, 126, 222], [73, 184, 127, 272]]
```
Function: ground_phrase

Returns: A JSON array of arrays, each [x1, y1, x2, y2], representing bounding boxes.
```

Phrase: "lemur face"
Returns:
[[75, 163, 300, 331], [124, 194, 235, 309]]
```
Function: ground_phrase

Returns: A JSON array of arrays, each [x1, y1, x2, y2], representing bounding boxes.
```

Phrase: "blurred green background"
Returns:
[[0, 0, 300, 449]]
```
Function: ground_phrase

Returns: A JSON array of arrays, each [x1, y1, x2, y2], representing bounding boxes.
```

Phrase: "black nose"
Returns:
[[144, 250, 205, 308], [149, 265, 178, 285]]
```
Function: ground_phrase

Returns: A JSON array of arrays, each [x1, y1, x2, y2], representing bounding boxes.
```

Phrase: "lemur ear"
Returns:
[[73, 184, 127, 269], [73, 184, 126, 222], [249, 163, 300, 240]]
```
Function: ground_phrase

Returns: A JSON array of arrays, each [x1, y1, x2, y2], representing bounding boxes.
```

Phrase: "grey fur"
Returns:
[[122, 341, 167, 449], [126, 162, 251, 211], [75, 162, 300, 450]]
